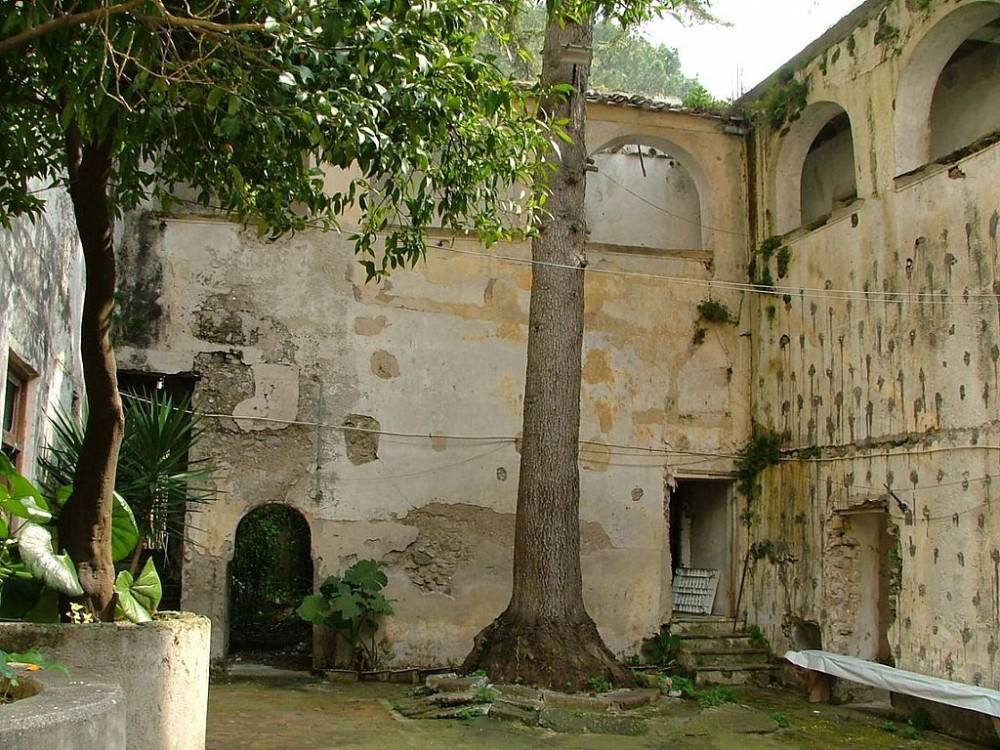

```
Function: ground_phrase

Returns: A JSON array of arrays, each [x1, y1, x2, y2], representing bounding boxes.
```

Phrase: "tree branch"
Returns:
[[0, 0, 144, 55], [142, 0, 266, 34]]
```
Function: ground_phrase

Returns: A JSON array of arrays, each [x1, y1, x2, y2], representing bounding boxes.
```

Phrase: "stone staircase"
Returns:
[[672, 614, 780, 686]]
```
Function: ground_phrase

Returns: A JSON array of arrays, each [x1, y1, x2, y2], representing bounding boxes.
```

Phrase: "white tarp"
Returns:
[[785, 649, 1000, 718]]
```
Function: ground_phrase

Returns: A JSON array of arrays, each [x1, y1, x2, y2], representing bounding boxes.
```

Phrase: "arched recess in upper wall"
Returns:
[[773, 101, 858, 235], [894, 0, 1000, 175], [585, 134, 710, 253]]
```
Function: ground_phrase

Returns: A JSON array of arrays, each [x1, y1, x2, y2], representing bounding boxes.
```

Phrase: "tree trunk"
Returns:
[[58, 124, 124, 621], [461, 10, 632, 692]]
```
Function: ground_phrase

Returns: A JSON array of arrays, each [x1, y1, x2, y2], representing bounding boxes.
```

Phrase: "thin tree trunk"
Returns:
[[58, 124, 124, 620], [462, 10, 632, 692]]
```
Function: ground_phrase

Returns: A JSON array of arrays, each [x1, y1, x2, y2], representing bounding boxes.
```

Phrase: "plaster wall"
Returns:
[[0, 186, 84, 473], [745, 0, 1000, 689], [117, 104, 749, 665]]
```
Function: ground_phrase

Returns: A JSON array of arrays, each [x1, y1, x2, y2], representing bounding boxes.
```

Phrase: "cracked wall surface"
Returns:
[[117, 103, 750, 665]]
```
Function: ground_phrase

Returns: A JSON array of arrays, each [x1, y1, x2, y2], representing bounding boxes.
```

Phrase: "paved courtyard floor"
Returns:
[[206, 668, 982, 750]]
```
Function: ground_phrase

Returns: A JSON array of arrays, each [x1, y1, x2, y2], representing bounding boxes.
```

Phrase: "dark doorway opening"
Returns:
[[669, 479, 735, 617], [229, 504, 313, 668]]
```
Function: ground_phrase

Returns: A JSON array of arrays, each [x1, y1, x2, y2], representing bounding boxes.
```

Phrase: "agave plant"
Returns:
[[39, 391, 218, 568]]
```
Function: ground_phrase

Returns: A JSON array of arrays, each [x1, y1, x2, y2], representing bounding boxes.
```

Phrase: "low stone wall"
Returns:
[[0, 611, 210, 750], [0, 668, 126, 750]]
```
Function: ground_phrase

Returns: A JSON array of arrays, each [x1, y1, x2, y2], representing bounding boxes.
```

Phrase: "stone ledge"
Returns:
[[0, 668, 126, 750]]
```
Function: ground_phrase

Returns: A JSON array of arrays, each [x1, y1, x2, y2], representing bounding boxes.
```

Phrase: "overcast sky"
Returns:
[[644, 0, 867, 99]]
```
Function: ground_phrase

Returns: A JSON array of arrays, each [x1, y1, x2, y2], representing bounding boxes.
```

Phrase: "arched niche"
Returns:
[[773, 101, 858, 235], [228, 503, 314, 664], [585, 134, 709, 252], [894, 1, 1000, 175]]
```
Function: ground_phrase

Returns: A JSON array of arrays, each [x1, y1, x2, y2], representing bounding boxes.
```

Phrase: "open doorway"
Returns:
[[840, 507, 893, 663], [669, 479, 735, 617], [229, 504, 314, 668]]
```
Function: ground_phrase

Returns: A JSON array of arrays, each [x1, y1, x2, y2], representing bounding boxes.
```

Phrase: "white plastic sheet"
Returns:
[[785, 649, 1000, 718]]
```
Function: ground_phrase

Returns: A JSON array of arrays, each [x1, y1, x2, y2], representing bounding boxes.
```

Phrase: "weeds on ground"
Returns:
[[769, 711, 791, 728], [670, 675, 697, 699], [697, 686, 739, 709], [474, 685, 496, 704], [588, 675, 613, 694]]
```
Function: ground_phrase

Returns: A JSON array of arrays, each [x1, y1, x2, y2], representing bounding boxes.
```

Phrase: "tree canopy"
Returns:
[[0, 0, 545, 276], [0, 0, 549, 616], [482, 1, 706, 101]]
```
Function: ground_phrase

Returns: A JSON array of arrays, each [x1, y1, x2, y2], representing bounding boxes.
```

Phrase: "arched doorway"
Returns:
[[228, 504, 314, 668]]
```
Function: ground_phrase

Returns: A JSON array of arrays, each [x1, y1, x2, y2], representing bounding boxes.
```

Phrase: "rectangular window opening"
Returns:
[[2, 352, 36, 470]]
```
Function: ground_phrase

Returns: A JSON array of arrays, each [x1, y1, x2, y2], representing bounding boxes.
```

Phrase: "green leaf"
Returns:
[[0, 494, 53, 523], [0, 452, 49, 519], [297, 594, 330, 625], [16, 523, 83, 596], [0, 654, 16, 681], [5, 649, 68, 676], [111, 492, 139, 562], [114, 570, 150, 624], [130, 557, 162, 613], [343, 559, 388, 591]]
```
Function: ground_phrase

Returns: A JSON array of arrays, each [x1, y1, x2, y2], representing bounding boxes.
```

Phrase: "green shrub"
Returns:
[[640, 628, 682, 667], [671, 675, 697, 699], [298, 559, 395, 670]]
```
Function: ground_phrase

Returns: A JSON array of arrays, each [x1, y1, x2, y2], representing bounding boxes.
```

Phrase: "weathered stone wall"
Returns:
[[117, 103, 749, 665], [745, 0, 1000, 688], [0, 186, 84, 473]]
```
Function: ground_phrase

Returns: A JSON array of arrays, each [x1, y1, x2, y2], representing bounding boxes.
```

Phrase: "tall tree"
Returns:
[[0, 0, 543, 618], [462, 0, 710, 691]]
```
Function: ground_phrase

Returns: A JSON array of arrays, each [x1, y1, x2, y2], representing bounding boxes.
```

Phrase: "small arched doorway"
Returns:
[[228, 503, 314, 667]]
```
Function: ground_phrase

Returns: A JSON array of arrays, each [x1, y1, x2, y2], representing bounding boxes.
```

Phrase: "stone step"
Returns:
[[691, 663, 780, 687], [689, 648, 771, 668], [676, 634, 755, 650], [670, 616, 742, 636]]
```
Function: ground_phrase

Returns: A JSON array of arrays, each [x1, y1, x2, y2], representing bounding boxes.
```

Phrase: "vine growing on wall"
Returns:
[[696, 298, 733, 324], [736, 426, 784, 528], [750, 235, 783, 294]]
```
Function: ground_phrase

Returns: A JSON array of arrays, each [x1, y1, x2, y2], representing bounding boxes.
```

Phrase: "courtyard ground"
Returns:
[[206, 668, 983, 750]]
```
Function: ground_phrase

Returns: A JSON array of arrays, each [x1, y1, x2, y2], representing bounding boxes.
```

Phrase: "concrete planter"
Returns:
[[0, 667, 126, 750], [0, 611, 210, 750]]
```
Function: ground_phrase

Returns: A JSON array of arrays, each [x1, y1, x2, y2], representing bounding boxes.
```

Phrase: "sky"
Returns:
[[644, 0, 868, 100]]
